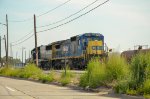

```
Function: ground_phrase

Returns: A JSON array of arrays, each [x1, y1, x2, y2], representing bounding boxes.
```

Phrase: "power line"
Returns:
[[7, 0, 73, 44], [11, 33, 34, 46], [0, 22, 6, 26], [37, 0, 99, 28], [37, 0, 109, 33], [4, 0, 71, 45], [11, 30, 33, 43], [9, 0, 71, 23], [11, 0, 109, 46], [5, 0, 98, 45], [37, 0, 71, 17]]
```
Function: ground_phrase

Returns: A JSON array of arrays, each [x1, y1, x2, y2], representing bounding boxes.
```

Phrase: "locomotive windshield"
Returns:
[[86, 36, 102, 41], [92, 46, 103, 50]]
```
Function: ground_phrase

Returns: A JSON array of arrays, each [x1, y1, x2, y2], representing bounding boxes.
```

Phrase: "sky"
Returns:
[[0, 0, 150, 61]]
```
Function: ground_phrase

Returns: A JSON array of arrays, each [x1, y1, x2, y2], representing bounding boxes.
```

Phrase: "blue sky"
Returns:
[[0, 0, 150, 60]]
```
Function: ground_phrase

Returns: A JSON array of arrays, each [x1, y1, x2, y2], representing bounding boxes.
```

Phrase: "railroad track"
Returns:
[[43, 70, 85, 75]]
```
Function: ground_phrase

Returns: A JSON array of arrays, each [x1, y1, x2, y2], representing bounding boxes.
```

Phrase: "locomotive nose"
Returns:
[[87, 41, 103, 55]]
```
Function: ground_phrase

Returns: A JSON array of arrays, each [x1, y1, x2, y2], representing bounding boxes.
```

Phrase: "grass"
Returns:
[[80, 54, 130, 89], [144, 94, 150, 99], [110, 52, 150, 96], [79, 72, 88, 87], [59, 66, 74, 86], [106, 53, 131, 93], [0, 64, 73, 86], [18, 64, 43, 79], [128, 52, 150, 95], [39, 69, 55, 83], [80, 58, 106, 88], [0, 67, 20, 77], [39, 73, 54, 83], [143, 79, 150, 95], [116, 52, 150, 96], [106, 53, 130, 82], [114, 80, 130, 94], [0, 63, 54, 83], [126, 89, 138, 96]]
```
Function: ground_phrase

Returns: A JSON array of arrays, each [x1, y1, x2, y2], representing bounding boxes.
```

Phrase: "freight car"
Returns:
[[121, 45, 150, 62], [31, 33, 108, 69]]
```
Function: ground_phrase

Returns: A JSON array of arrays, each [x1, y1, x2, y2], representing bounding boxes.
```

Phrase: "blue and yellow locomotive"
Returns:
[[31, 33, 108, 69]]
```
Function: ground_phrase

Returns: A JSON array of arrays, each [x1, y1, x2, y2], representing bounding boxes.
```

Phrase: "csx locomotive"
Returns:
[[31, 33, 108, 69]]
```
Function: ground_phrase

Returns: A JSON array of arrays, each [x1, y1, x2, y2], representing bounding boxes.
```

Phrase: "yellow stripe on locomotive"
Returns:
[[87, 40, 103, 55]]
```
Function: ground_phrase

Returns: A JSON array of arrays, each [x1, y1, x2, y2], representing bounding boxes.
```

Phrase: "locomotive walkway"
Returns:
[[0, 77, 143, 99]]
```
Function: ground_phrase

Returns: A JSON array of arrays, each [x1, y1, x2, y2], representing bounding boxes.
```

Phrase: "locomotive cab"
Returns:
[[81, 33, 105, 57]]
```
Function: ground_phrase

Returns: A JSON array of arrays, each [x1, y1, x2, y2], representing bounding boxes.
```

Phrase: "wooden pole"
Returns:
[[34, 14, 38, 66], [6, 14, 9, 67]]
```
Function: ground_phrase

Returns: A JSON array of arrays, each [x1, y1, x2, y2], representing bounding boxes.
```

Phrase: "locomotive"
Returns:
[[31, 33, 108, 69]]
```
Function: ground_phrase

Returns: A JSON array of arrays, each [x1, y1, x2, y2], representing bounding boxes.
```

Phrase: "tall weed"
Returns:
[[106, 53, 130, 82], [0, 67, 21, 77], [80, 58, 106, 88], [60, 66, 73, 86], [18, 64, 42, 78], [130, 52, 150, 89]]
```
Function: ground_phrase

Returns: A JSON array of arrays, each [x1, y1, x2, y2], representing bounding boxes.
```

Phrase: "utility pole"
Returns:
[[6, 14, 9, 67], [34, 14, 38, 66], [4, 35, 7, 64]]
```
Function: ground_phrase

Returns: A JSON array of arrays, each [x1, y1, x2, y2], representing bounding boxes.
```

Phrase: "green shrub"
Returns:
[[39, 70, 54, 83], [126, 89, 138, 95], [0, 67, 10, 75], [114, 80, 129, 94], [145, 63, 150, 79], [88, 59, 106, 88], [0, 64, 55, 83], [144, 94, 150, 99], [143, 79, 150, 95], [0, 67, 21, 77], [130, 52, 150, 89], [79, 72, 88, 87], [7, 68, 21, 77], [60, 66, 73, 86], [19, 64, 42, 79], [105, 54, 131, 94], [106, 53, 130, 82], [80, 58, 106, 88], [60, 76, 71, 86], [39, 73, 54, 83]]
